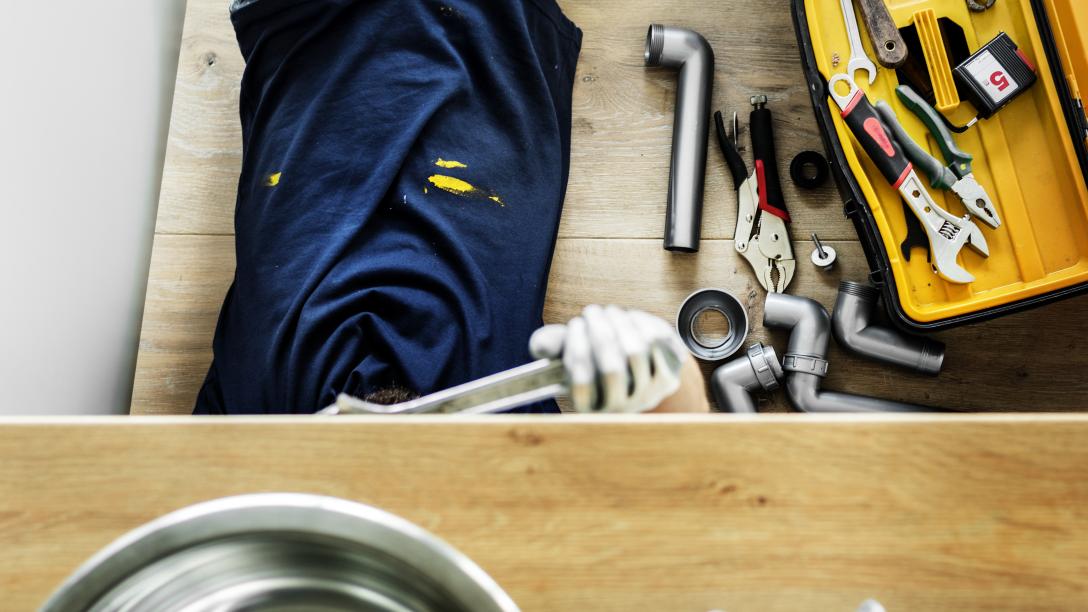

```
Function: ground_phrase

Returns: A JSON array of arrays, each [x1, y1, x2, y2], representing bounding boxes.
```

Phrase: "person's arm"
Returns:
[[530, 305, 710, 413], [649, 353, 709, 413]]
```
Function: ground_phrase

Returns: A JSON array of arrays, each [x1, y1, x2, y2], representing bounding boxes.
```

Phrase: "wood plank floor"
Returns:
[[132, 0, 1088, 414]]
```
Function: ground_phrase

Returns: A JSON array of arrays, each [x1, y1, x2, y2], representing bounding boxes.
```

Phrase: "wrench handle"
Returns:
[[750, 105, 789, 221], [874, 101, 958, 190], [855, 0, 907, 68], [840, 90, 912, 188]]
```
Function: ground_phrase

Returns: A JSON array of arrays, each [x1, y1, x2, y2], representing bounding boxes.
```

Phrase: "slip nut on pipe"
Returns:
[[710, 342, 783, 413]]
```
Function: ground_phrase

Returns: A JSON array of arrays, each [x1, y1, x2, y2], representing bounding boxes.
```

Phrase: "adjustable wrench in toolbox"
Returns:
[[828, 73, 989, 284]]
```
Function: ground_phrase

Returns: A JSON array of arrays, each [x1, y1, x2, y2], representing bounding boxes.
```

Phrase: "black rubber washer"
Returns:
[[675, 289, 749, 362], [789, 150, 829, 189]]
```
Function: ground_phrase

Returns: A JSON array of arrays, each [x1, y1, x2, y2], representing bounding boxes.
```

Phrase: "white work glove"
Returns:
[[529, 305, 688, 413]]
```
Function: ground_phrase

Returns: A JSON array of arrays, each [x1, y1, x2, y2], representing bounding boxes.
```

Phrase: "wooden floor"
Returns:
[[132, 0, 1088, 414]]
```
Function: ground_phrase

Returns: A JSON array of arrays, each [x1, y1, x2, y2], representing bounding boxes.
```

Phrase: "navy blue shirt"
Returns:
[[196, 0, 581, 413]]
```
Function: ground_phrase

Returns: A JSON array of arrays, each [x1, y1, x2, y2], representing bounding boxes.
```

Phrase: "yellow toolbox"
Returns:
[[793, 0, 1088, 330]]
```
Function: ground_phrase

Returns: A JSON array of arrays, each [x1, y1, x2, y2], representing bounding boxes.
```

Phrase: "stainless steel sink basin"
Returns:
[[42, 493, 519, 612]]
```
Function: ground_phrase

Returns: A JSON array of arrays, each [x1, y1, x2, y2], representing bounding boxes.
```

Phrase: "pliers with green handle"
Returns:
[[873, 85, 1001, 229]]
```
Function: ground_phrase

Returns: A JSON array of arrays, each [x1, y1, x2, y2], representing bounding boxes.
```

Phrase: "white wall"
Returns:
[[0, 1, 188, 414]]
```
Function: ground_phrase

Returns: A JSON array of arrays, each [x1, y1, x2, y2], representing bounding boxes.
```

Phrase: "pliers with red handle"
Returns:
[[714, 96, 796, 293]]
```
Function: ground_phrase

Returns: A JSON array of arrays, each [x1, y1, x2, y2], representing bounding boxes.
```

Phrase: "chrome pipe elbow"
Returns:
[[645, 24, 714, 252], [832, 281, 945, 376], [764, 293, 944, 413]]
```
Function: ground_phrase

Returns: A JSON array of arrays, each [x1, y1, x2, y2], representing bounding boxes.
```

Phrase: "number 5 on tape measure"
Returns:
[[953, 32, 1038, 119]]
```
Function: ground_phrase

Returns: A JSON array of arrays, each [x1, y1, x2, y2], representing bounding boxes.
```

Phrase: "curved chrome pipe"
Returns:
[[763, 293, 946, 413], [711, 343, 783, 413], [645, 24, 714, 252], [833, 281, 945, 376]]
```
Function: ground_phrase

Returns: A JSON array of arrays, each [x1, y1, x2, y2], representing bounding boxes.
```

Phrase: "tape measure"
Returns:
[[952, 32, 1038, 119]]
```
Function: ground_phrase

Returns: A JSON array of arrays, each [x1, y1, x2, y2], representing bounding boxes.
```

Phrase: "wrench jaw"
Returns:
[[929, 243, 976, 285], [950, 175, 1001, 229], [898, 171, 987, 284], [931, 204, 990, 260], [848, 58, 878, 86], [759, 266, 779, 294], [839, 0, 878, 85], [928, 209, 980, 284], [738, 229, 786, 293], [963, 218, 990, 257], [927, 210, 985, 284]]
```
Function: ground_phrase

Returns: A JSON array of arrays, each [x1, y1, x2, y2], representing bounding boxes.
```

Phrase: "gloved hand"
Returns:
[[529, 305, 689, 413]]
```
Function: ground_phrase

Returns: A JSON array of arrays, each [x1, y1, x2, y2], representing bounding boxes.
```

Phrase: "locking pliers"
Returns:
[[714, 99, 796, 293]]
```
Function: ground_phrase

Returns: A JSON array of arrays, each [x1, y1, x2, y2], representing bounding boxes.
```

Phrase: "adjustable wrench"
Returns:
[[828, 73, 988, 284], [319, 359, 566, 415], [839, 0, 878, 84]]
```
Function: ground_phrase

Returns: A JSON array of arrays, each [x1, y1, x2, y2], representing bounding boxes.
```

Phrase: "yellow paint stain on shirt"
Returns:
[[427, 174, 505, 206], [428, 174, 474, 194], [434, 158, 468, 169], [264, 172, 282, 187], [423, 186, 429, 194]]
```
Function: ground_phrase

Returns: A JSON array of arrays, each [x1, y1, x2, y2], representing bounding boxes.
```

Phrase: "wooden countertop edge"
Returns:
[[2, 413, 1087, 426]]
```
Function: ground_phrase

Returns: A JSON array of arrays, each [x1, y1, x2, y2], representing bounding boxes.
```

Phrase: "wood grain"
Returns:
[[153, 0, 242, 236], [133, 234, 1088, 414], [149, 0, 851, 239], [134, 0, 1088, 414], [3, 416, 1087, 611]]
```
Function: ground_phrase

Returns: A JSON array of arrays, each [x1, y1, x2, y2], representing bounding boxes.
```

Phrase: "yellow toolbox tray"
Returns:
[[794, 0, 1088, 329]]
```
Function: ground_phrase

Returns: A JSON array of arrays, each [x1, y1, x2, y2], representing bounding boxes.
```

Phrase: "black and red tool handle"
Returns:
[[750, 103, 790, 222], [839, 88, 913, 189]]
